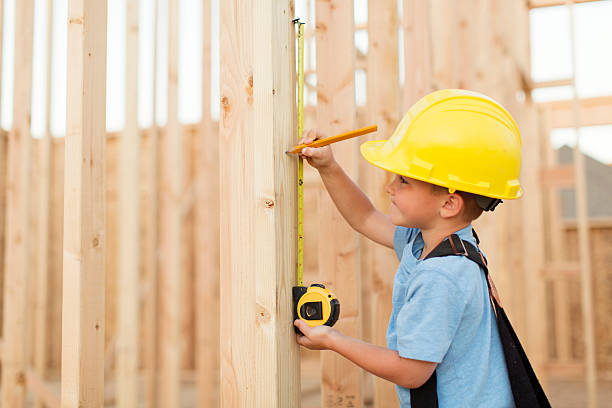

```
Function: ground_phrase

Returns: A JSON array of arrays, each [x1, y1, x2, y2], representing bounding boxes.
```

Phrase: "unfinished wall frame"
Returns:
[[0, 0, 608, 407]]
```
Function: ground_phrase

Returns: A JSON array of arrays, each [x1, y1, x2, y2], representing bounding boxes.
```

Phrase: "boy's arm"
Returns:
[[317, 161, 395, 248], [294, 320, 437, 389], [298, 128, 395, 248]]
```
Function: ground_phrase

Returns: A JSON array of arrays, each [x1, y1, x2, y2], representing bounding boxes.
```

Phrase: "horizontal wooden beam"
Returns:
[[545, 361, 584, 379], [562, 216, 612, 229], [529, 0, 603, 9], [537, 96, 612, 128], [540, 164, 575, 188], [542, 262, 580, 280], [531, 78, 573, 89]]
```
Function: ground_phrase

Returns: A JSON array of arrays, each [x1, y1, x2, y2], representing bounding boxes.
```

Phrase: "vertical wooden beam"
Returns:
[[521, 106, 549, 384], [34, 1, 55, 407], [366, 1, 400, 407], [428, 0, 457, 90], [219, 0, 299, 406], [567, 2, 597, 406], [403, 0, 433, 110], [159, 0, 182, 405], [195, 0, 219, 407], [143, 0, 160, 406], [1, 0, 35, 406], [541, 105, 572, 363], [315, 1, 362, 406], [0, 0, 5, 333], [117, 0, 140, 407], [60, 0, 107, 407]]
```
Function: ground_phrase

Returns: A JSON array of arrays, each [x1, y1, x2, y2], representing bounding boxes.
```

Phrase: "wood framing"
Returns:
[[219, 1, 300, 406], [143, 0, 160, 406], [158, 0, 182, 405], [540, 165, 576, 188], [529, 0, 602, 8], [428, 0, 457, 90], [34, 1, 55, 407], [402, 0, 433, 111], [117, 0, 140, 407], [27, 369, 60, 408], [568, 4, 597, 406], [195, 0, 219, 406], [540, 106, 573, 363], [537, 96, 612, 128], [60, 0, 107, 406], [315, 0, 362, 406], [0, 0, 5, 333], [365, 0, 401, 406], [1, 1, 34, 406], [521, 106, 550, 382]]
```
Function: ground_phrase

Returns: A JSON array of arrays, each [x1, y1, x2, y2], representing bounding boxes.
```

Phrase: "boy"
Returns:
[[293, 89, 519, 407]]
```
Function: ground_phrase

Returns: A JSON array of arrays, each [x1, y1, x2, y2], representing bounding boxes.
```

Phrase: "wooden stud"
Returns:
[[143, 0, 160, 406], [0, 0, 5, 334], [34, 1, 55, 407], [402, 0, 433, 110], [158, 0, 182, 405], [540, 106, 573, 363], [521, 107, 550, 387], [364, 1, 401, 407], [60, 0, 107, 407], [567, 2, 597, 406], [315, 1, 362, 406], [195, 0, 219, 407], [1, 1, 35, 406], [428, 0, 457, 90], [219, 1, 300, 406], [117, 0, 140, 407]]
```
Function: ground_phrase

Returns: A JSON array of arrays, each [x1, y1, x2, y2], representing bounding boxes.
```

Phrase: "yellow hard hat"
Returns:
[[360, 89, 522, 200]]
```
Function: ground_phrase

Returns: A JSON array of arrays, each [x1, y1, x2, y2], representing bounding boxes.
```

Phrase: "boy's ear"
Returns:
[[439, 193, 464, 219]]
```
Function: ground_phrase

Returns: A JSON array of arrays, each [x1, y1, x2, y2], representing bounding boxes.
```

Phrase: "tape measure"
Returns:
[[291, 18, 340, 332], [293, 284, 340, 328]]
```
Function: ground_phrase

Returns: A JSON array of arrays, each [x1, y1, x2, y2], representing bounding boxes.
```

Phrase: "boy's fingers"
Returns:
[[294, 319, 311, 336], [300, 129, 321, 145]]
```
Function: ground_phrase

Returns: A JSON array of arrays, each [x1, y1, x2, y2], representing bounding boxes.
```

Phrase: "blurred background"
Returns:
[[0, 0, 610, 407]]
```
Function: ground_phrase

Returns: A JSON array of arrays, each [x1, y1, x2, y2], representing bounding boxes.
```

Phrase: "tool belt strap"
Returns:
[[409, 230, 551, 408]]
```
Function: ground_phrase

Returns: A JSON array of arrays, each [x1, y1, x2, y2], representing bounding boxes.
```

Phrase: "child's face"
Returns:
[[385, 174, 442, 228]]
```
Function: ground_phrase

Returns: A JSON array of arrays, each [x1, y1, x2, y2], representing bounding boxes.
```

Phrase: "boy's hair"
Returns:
[[430, 184, 484, 221]]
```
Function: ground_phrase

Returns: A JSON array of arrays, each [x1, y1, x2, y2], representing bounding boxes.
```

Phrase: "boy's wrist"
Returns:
[[325, 328, 344, 351], [317, 159, 339, 176]]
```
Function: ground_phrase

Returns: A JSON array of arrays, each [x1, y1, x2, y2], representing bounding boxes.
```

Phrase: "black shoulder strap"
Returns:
[[410, 233, 551, 408]]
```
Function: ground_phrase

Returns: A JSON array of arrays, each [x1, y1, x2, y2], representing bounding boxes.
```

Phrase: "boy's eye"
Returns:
[[399, 176, 408, 184]]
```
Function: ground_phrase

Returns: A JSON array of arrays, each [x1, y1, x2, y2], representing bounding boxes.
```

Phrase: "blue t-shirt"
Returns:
[[388, 224, 514, 408]]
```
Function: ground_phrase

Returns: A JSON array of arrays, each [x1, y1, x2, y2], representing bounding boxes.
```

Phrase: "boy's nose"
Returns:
[[385, 180, 394, 195]]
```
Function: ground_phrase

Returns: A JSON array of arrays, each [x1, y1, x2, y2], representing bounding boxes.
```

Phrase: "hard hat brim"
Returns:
[[360, 140, 402, 175], [360, 139, 523, 200]]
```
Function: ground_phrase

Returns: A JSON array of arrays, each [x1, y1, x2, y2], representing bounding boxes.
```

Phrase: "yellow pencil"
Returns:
[[286, 124, 378, 154]]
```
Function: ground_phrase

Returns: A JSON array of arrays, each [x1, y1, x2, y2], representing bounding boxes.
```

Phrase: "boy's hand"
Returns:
[[294, 319, 339, 351], [298, 129, 336, 171]]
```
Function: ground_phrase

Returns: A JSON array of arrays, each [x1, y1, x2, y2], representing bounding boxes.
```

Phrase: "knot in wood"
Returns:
[[16, 372, 26, 386], [264, 199, 275, 208], [255, 303, 271, 326]]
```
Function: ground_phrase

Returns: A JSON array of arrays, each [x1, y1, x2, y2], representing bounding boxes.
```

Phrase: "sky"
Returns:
[[1, 0, 611, 164]]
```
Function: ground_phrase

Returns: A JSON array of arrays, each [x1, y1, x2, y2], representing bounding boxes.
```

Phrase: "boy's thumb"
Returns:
[[294, 319, 309, 334]]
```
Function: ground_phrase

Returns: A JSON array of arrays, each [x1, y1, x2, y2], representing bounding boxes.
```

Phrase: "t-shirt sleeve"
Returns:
[[395, 269, 467, 363], [393, 226, 418, 260]]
